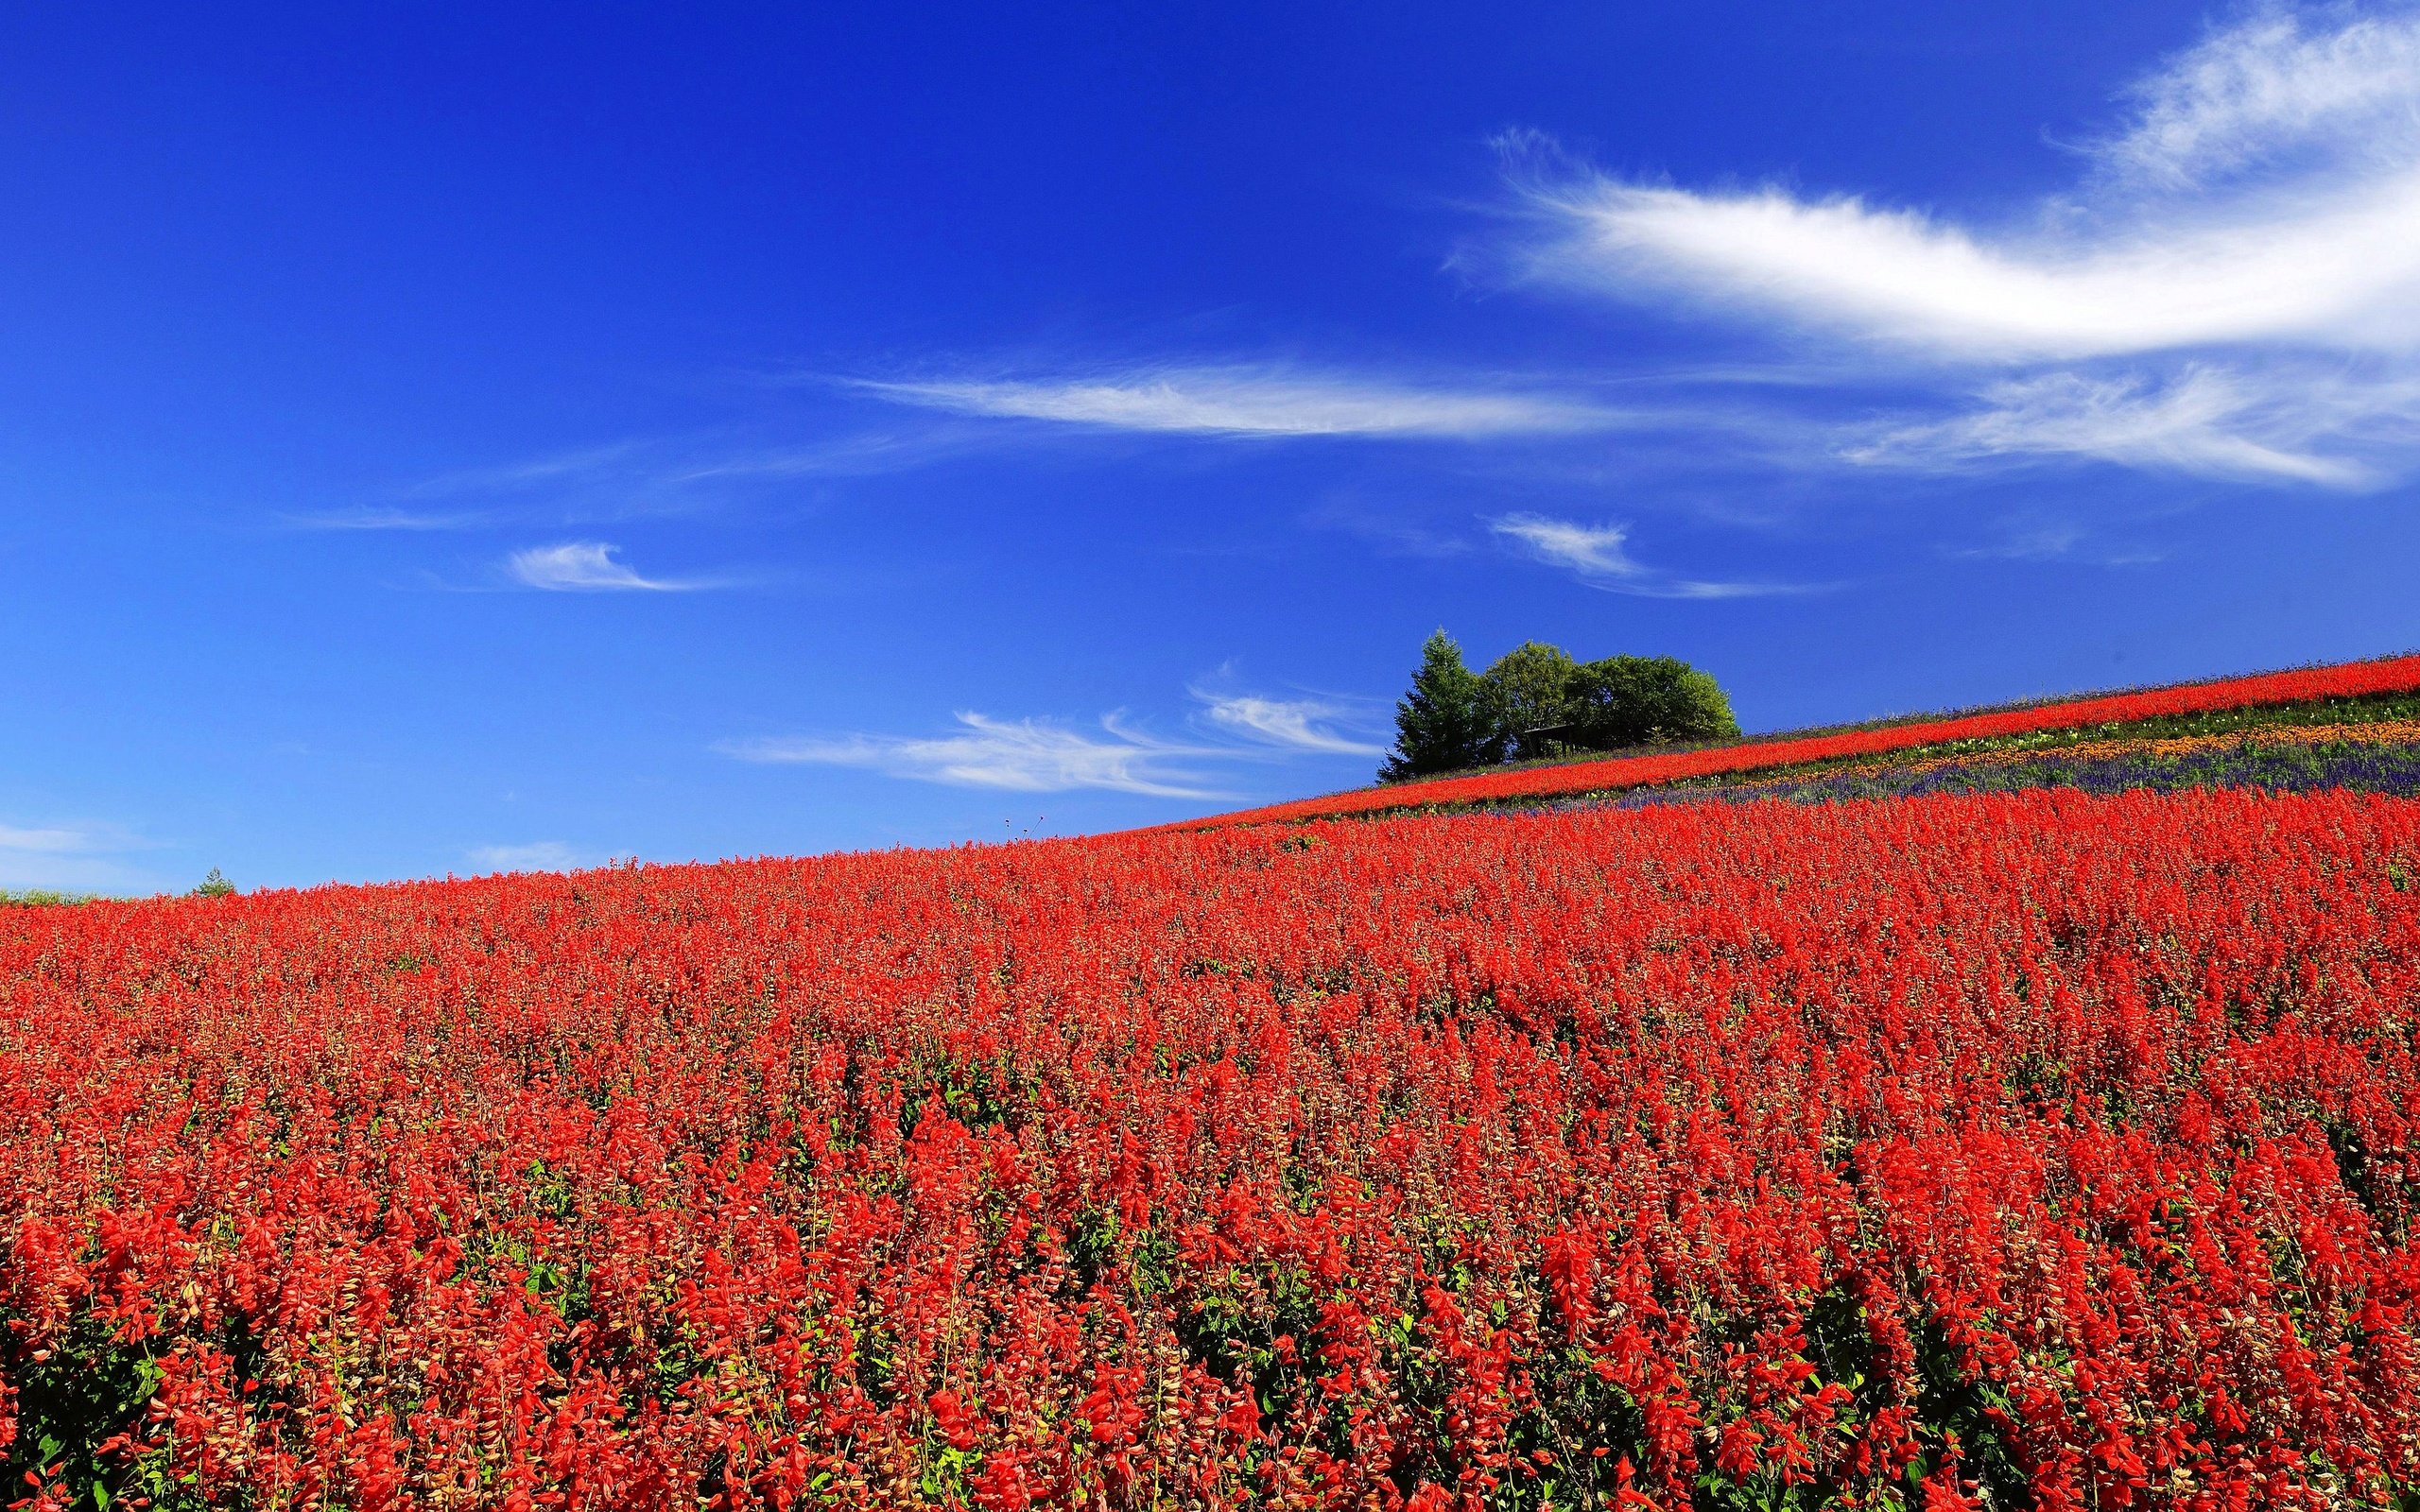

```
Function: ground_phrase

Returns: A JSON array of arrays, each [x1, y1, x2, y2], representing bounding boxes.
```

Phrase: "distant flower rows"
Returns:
[[1614, 718, 2420, 808], [1206, 651, 2420, 827]]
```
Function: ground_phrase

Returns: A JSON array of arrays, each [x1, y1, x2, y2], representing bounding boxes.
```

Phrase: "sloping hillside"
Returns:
[[1176, 653, 2420, 827]]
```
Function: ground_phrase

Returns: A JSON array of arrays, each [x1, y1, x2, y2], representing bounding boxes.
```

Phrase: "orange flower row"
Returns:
[[1759, 718, 2420, 787]]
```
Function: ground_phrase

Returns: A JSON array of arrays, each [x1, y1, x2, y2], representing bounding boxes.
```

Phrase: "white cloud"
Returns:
[[1845, 364, 2406, 485], [723, 685, 1391, 799], [1490, 514, 1806, 598], [720, 713, 1229, 798], [1520, 171, 2420, 363], [0, 823, 100, 854], [467, 841, 581, 872], [2096, 9, 2420, 188], [857, 367, 1622, 438], [1505, 6, 2420, 487], [0, 818, 162, 896], [1194, 692, 1385, 754], [507, 541, 701, 592]]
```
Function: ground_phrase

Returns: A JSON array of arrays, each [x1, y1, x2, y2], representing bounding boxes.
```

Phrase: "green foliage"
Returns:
[[190, 868, 235, 899], [2, 1318, 176, 1512], [1566, 655, 1741, 751], [0, 887, 94, 908], [1381, 629, 1502, 782], [1386, 632, 1740, 779], [1480, 641, 1581, 761]]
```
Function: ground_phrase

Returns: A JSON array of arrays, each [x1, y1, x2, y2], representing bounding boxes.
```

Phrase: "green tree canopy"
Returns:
[[1379, 629, 1501, 782], [1480, 641, 1581, 761], [1566, 655, 1740, 751]]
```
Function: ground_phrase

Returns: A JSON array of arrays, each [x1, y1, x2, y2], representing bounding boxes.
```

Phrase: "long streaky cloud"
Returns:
[[1520, 171, 2420, 362], [720, 713, 1229, 798], [1843, 365, 2399, 486], [857, 367, 1622, 438], [0, 824, 101, 854], [722, 683, 1393, 796], [1195, 692, 1386, 755], [0, 817, 157, 895]]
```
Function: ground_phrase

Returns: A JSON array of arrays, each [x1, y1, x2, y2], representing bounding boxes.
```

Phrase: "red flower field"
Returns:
[[9, 782, 2420, 1508]]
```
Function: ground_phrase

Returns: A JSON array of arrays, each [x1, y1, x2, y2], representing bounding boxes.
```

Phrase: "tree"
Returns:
[[1566, 656, 1739, 751], [1480, 641, 1581, 761], [1380, 629, 1501, 782], [192, 868, 235, 899]]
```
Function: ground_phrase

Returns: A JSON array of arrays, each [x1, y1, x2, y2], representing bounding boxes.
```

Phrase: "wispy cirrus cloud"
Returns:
[[721, 713, 1230, 798], [722, 677, 1391, 797], [507, 541, 708, 592], [0, 823, 105, 854], [1193, 691, 1386, 754], [404, 442, 653, 500], [288, 429, 958, 542], [1843, 365, 2414, 486], [856, 366, 1625, 438], [1498, 5, 2420, 488], [0, 817, 162, 895], [1491, 514, 1814, 598], [2092, 8, 2420, 191]]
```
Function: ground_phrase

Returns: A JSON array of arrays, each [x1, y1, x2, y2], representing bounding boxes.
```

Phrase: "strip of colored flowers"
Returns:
[[1180, 652, 2420, 827], [1848, 716, 2420, 778], [1616, 717, 2420, 797], [1610, 724, 2420, 808]]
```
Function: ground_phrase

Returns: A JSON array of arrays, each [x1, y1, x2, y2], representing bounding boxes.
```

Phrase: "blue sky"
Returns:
[[6, 0, 2419, 891]]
